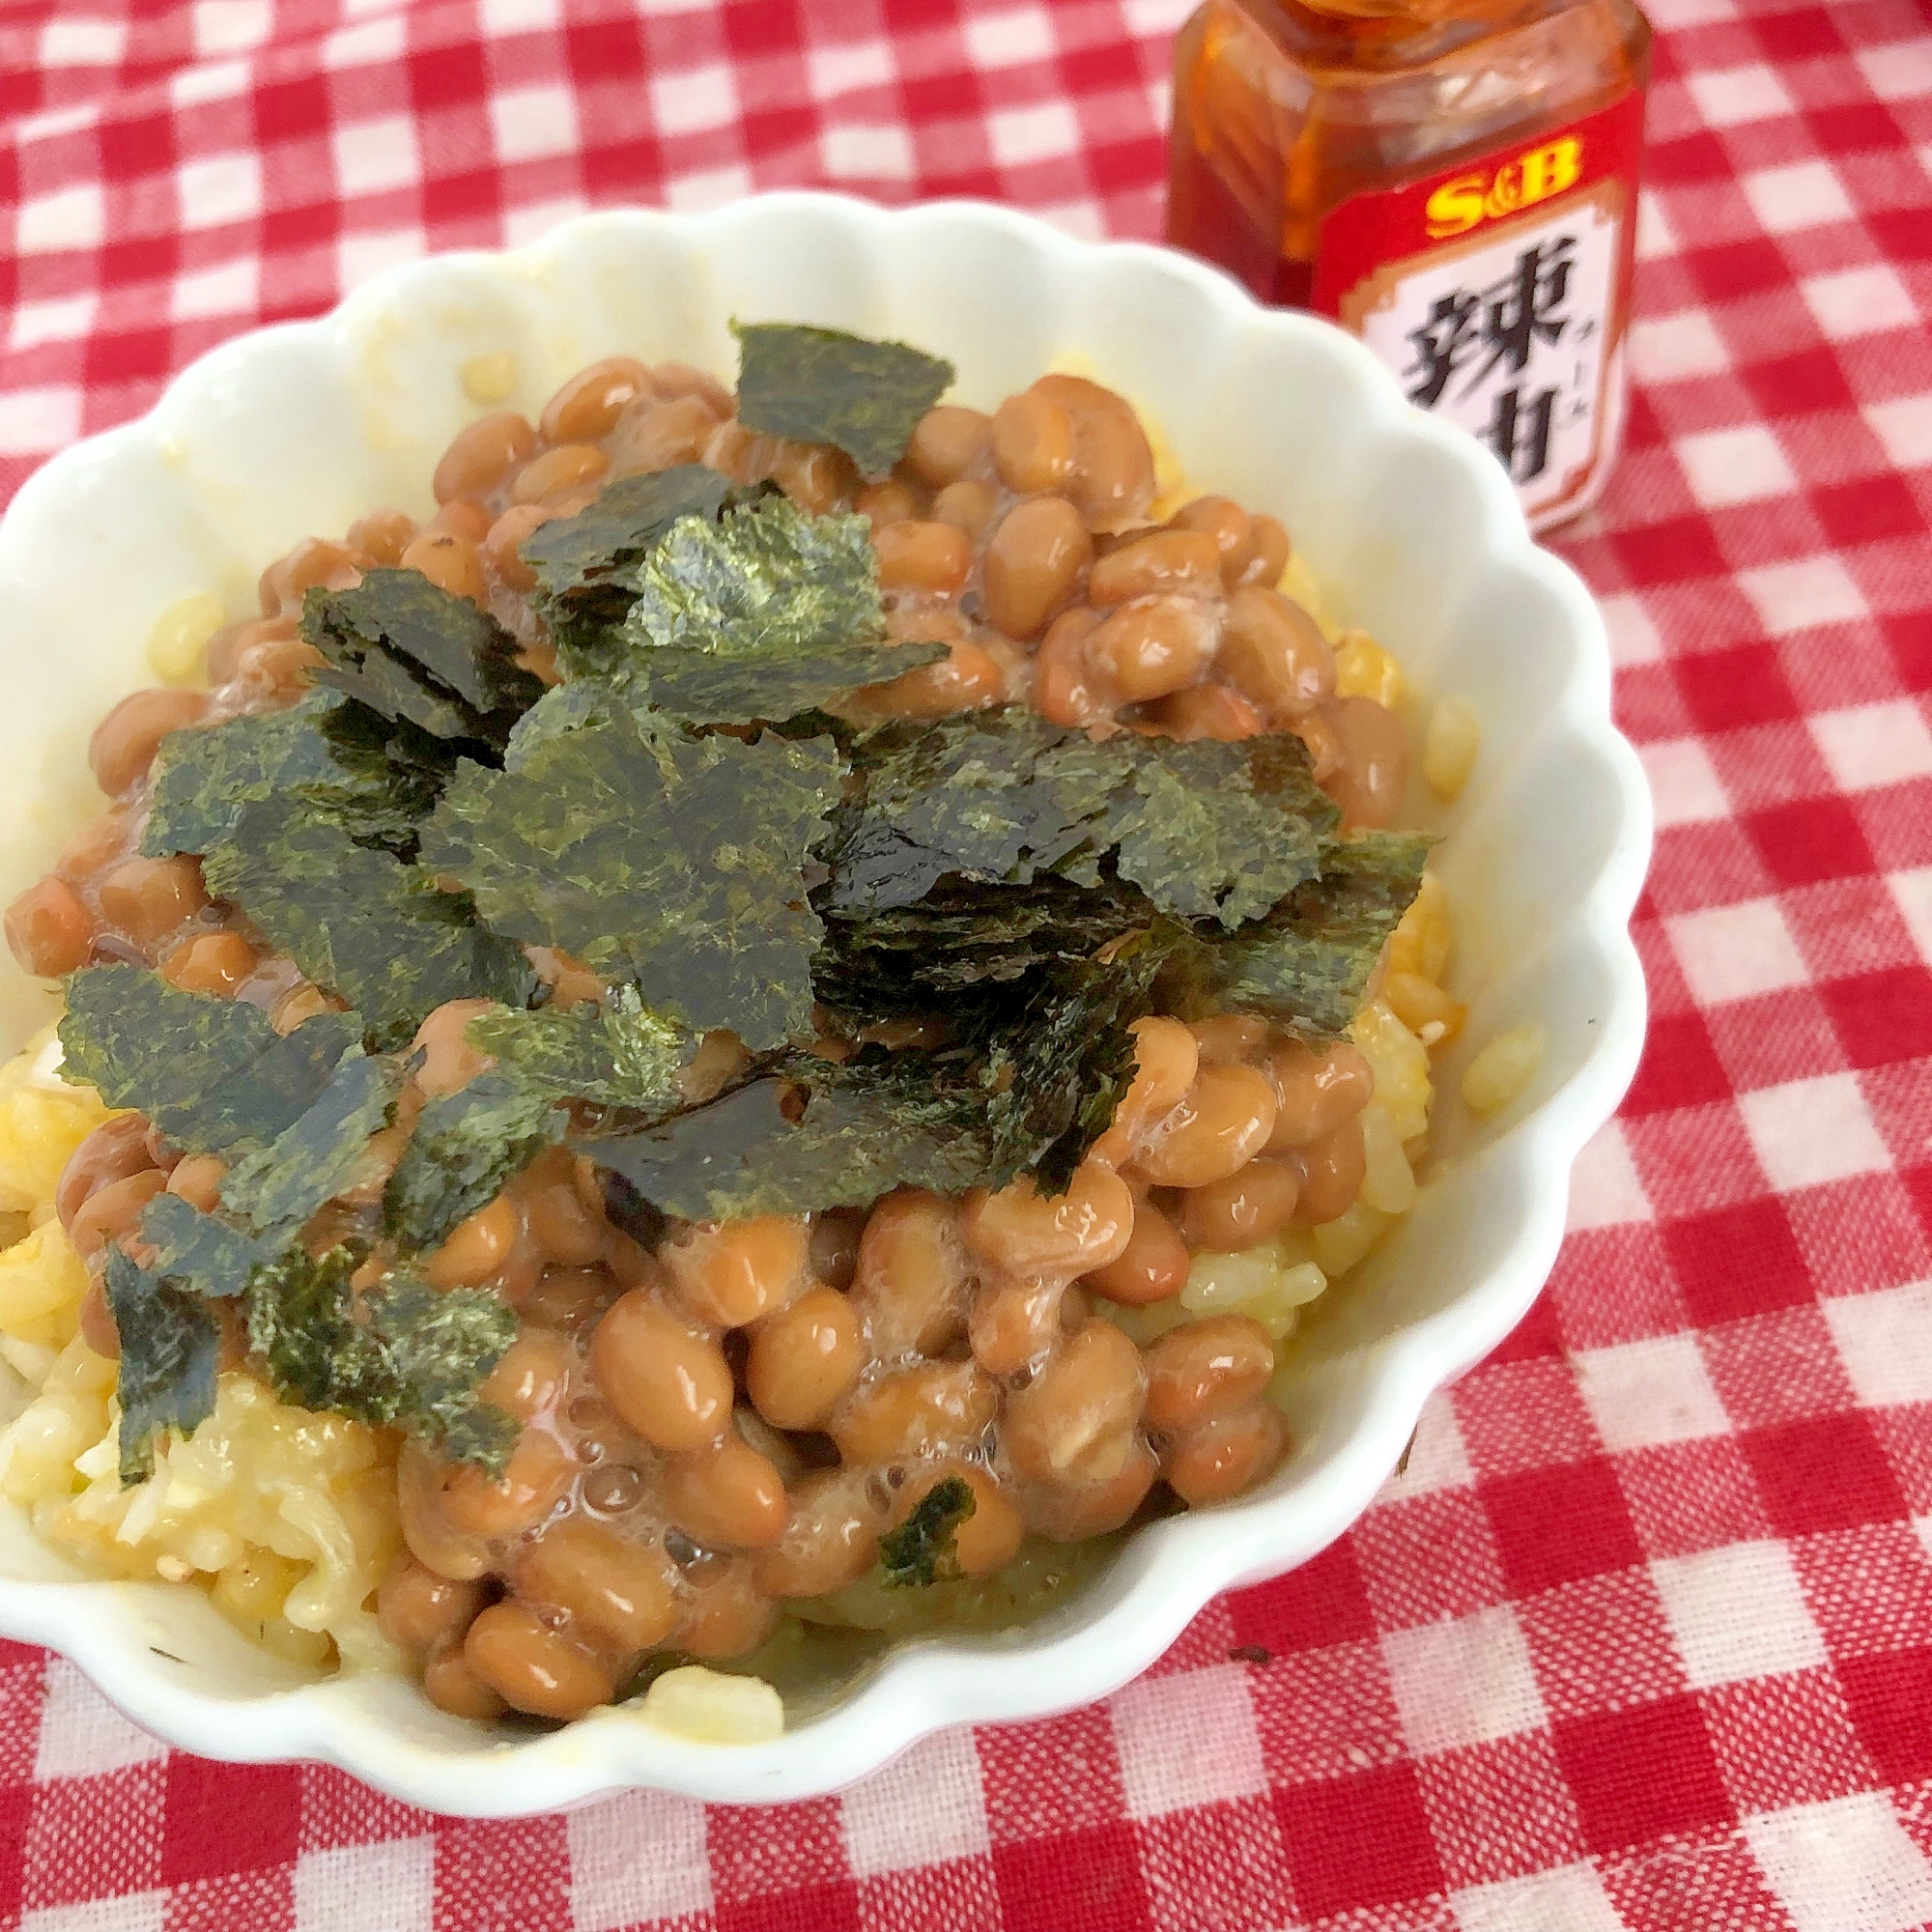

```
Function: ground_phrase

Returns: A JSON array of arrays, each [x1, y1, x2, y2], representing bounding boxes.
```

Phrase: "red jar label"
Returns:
[[1309, 91, 1646, 526]]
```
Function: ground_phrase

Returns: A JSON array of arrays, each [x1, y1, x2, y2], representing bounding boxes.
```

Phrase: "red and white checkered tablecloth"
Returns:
[[3, 0, 1932, 1925]]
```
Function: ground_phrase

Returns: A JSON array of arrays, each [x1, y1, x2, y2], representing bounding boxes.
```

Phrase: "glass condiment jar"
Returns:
[[1166, 0, 1652, 530]]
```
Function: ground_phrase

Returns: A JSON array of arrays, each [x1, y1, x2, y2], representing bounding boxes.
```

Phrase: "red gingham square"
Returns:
[[1269, 1764, 1443, 1921], [1517, 1570, 1692, 1722], [0, 2, 1927, 1928], [1133, 1799, 1294, 1932], [1552, 1695, 1737, 1855], [1350, 1491, 1511, 1628], [1742, 1411, 1912, 1537], [1244, 1640, 1407, 1788], [1411, 1733, 1588, 1888], [1481, 1459, 1650, 1595], [1698, 1667, 1881, 1813], [1616, 1435, 1779, 1557]]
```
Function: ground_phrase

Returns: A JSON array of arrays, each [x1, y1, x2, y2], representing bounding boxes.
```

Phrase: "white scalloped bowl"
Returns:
[[0, 195, 1648, 1813]]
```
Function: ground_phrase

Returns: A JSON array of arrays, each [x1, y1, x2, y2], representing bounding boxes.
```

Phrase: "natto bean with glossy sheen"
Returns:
[[540, 356, 654, 443], [521, 1264, 617, 1336], [1321, 694, 1408, 828], [931, 477, 999, 540], [1241, 515, 1292, 589], [378, 1554, 485, 1654], [68, 1167, 168, 1262], [1087, 529, 1223, 606], [430, 1427, 576, 1538], [831, 1358, 999, 1465], [1132, 1064, 1279, 1190], [481, 505, 554, 597], [746, 1284, 865, 1429], [1023, 1440, 1157, 1543], [5, 877, 94, 978], [1144, 1315, 1276, 1434], [159, 931, 256, 996], [852, 1187, 971, 1357], [676, 1561, 780, 1659], [58, 810, 131, 881], [476, 1329, 575, 1422], [667, 1215, 809, 1327], [1178, 1156, 1301, 1251], [422, 1643, 508, 1719], [960, 1161, 1134, 1281], [89, 689, 210, 798], [1267, 1040, 1375, 1151], [165, 1153, 227, 1212], [968, 1274, 1066, 1377], [346, 507, 417, 565], [519, 1164, 608, 1270], [1169, 495, 1253, 579], [1031, 606, 1107, 728], [1153, 682, 1265, 742], [434, 497, 494, 542], [1032, 375, 1156, 530], [1081, 1198, 1191, 1306], [1005, 1318, 1147, 1484], [409, 998, 498, 1098], [433, 411, 537, 504], [512, 442, 609, 506], [1087, 594, 1218, 704], [753, 1472, 880, 1598], [1292, 1115, 1368, 1225], [854, 638, 1005, 720], [990, 391, 1075, 494], [234, 633, 325, 700], [258, 538, 361, 615], [1090, 1014, 1200, 1165], [590, 1291, 734, 1451], [97, 856, 209, 947], [1166, 1403, 1288, 1505], [905, 405, 992, 489], [57, 1116, 156, 1230], [982, 496, 1092, 641], [873, 518, 973, 595], [1188, 1014, 1270, 1065], [400, 529, 487, 605], [1217, 586, 1334, 723], [424, 1194, 519, 1290], [516, 1518, 677, 1650], [465, 1602, 615, 1719], [663, 1434, 790, 1548]]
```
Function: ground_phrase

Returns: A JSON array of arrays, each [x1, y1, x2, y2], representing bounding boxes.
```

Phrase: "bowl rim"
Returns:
[[0, 190, 1652, 1813]]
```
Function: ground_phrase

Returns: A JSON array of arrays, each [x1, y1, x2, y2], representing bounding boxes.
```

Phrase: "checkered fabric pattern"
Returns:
[[1, 0, 1930, 1924]]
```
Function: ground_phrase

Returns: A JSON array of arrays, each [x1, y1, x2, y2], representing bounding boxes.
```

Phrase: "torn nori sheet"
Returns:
[[420, 709, 842, 1049], [581, 941, 1166, 1217], [141, 692, 448, 862], [242, 1246, 519, 1474], [383, 1066, 566, 1256], [201, 796, 537, 1050], [879, 1475, 976, 1588], [463, 984, 692, 1111], [817, 712, 1337, 929], [521, 465, 735, 618], [137, 1192, 276, 1301], [301, 570, 544, 754], [105, 1244, 221, 1484], [733, 322, 953, 478], [561, 495, 944, 726], [58, 964, 362, 1155], [218, 1049, 404, 1238], [1164, 831, 1434, 1037]]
